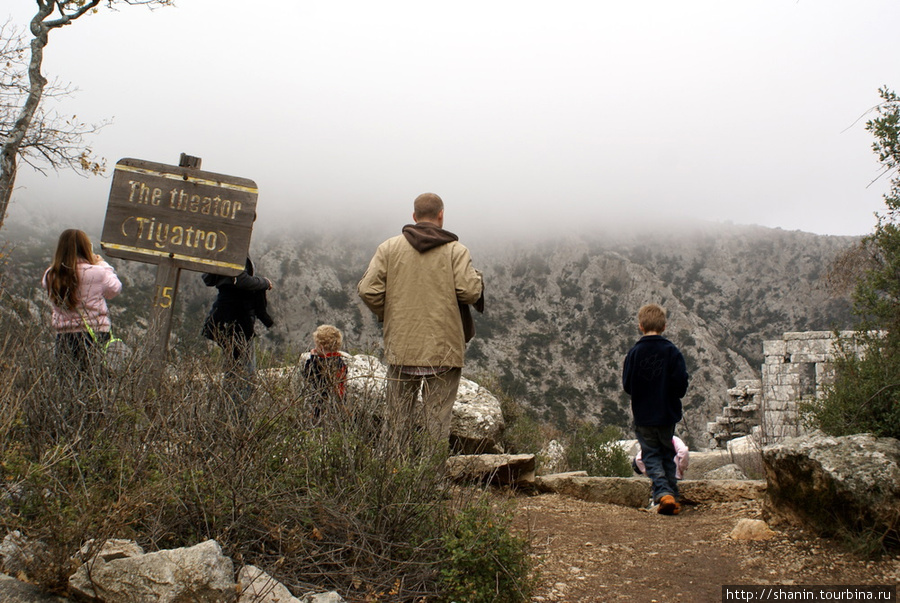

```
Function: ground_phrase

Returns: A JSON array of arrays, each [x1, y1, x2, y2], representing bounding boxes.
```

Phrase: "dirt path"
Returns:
[[512, 493, 900, 603]]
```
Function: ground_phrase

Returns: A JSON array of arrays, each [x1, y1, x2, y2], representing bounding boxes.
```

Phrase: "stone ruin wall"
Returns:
[[708, 331, 858, 449], [706, 379, 762, 449]]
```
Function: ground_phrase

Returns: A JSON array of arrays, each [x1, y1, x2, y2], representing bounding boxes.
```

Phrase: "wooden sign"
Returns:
[[101, 157, 258, 276]]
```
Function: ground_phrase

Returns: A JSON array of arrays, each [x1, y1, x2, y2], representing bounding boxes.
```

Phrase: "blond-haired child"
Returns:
[[303, 325, 347, 419], [622, 304, 689, 515]]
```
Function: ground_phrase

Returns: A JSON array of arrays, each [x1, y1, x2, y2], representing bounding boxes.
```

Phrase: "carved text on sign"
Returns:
[[121, 216, 228, 251], [127, 180, 245, 220]]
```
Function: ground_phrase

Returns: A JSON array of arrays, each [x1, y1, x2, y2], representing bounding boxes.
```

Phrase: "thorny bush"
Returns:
[[0, 295, 534, 601]]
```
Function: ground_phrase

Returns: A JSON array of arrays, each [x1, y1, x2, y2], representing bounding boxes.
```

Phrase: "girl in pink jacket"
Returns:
[[42, 229, 122, 369], [634, 436, 690, 480]]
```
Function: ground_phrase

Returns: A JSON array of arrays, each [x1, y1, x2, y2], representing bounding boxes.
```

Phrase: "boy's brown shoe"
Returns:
[[657, 494, 681, 515]]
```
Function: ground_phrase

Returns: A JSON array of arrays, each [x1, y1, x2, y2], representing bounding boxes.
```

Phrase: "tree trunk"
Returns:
[[0, 4, 53, 231]]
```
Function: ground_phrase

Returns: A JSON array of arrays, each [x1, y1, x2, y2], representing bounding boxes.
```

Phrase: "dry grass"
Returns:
[[0, 302, 533, 602]]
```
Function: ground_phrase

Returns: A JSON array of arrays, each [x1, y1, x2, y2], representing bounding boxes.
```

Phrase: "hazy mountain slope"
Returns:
[[2, 221, 855, 448], [612, 224, 853, 367]]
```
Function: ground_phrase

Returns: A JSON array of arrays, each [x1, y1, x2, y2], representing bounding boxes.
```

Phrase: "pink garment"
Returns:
[[635, 436, 690, 480], [42, 259, 122, 334]]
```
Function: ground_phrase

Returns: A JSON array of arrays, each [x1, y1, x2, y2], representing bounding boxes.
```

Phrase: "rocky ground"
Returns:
[[512, 493, 900, 603], [0, 490, 896, 602]]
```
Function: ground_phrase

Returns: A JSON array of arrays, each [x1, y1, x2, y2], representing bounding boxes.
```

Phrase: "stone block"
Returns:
[[446, 454, 536, 485], [766, 385, 797, 401], [774, 374, 800, 388], [763, 340, 785, 356], [762, 365, 781, 379], [790, 354, 827, 364], [761, 399, 792, 412], [680, 480, 766, 503], [783, 331, 834, 341], [534, 472, 588, 493], [816, 363, 835, 385], [764, 397, 799, 411], [779, 363, 803, 375], [543, 476, 650, 507], [762, 411, 801, 430]]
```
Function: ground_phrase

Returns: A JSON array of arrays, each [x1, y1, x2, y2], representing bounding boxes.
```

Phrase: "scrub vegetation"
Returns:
[[0, 304, 533, 602]]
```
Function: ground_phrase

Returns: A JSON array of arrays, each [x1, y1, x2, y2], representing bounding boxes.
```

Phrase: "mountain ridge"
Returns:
[[2, 219, 857, 447]]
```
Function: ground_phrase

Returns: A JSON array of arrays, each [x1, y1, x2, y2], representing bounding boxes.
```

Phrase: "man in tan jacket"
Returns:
[[358, 193, 483, 451]]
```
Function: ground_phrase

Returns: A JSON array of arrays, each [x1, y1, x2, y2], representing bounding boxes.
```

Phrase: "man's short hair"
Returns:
[[638, 304, 667, 333], [413, 193, 443, 220], [313, 324, 343, 353]]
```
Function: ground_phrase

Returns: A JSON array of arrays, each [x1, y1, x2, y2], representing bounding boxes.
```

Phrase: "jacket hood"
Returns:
[[401, 222, 458, 252], [203, 257, 253, 287]]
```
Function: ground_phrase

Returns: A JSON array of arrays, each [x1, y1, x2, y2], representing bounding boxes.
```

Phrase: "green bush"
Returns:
[[801, 332, 900, 439], [439, 497, 534, 603], [564, 422, 632, 477]]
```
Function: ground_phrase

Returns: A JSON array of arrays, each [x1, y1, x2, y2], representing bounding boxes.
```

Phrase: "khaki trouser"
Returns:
[[384, 365, 461, 454]]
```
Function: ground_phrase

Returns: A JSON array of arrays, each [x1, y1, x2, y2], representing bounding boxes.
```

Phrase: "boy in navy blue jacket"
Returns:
[[622, 303, 689, 515]]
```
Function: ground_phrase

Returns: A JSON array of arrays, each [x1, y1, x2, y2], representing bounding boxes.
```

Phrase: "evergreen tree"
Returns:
[[808, 87, 900, 438]]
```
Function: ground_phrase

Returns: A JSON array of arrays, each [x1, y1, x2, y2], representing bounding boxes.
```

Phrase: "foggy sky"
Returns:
[[5, 0, 900, 239]]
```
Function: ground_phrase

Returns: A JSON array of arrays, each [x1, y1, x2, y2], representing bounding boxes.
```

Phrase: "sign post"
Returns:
[[101, 155, 258, 376]]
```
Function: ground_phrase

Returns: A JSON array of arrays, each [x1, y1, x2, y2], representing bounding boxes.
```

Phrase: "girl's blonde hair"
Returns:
[[44, 229, 97, 310], [313, 324, 343, 353]]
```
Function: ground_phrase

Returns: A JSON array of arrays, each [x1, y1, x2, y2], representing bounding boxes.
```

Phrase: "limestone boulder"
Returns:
[[334, 354, 506, 453], [0, 574, 69, 602], [78, 538, 144, 562], [342, 353, 387, 409], [238, 565, 301, 603], [730, 519, 776, 541], [616, 439, 640, 457], [762, 432, 900, 544], [538, 439, 567, 474], [685, 450, 732, 478], [299, 592, 347, 603], [449, 378, 506, 454], [0, 531, 47, 579], [704, 464, 749, 480], [69, 539, 236, 603]]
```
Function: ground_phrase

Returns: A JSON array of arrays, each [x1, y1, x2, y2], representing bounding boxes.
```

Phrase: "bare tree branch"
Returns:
[[0, 0, 174, 231]]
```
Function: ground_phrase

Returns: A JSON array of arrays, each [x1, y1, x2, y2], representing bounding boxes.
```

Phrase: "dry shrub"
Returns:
[[0, 301, 533, 601]]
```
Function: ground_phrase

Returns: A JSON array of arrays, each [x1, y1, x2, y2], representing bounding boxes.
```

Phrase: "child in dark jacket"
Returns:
[[622, 303, 689, 515], [202, 257, 273, 409], [303, 324, 347, 420]]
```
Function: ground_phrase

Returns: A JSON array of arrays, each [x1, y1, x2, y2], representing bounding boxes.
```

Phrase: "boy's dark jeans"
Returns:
[[635, 424, 678, 504]]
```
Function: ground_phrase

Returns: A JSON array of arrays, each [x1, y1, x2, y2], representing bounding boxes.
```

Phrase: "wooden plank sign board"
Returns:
[[101, 158, 258, 276]]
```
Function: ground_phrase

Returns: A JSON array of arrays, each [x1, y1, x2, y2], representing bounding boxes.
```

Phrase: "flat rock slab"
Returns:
[[446, 454, 536, 485], [535, 474, 765, 507]]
